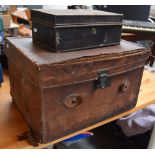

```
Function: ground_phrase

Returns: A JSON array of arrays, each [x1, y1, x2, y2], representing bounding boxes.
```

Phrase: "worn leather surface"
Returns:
[[5, 37, 151, 143], [6, 37, 147, 65]]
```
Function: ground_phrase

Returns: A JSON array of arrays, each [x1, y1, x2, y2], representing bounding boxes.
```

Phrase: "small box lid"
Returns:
[[31, 9, 123, 26]]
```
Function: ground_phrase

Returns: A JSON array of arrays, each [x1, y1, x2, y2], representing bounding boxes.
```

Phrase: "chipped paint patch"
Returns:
[[56, 32, 62, 45]]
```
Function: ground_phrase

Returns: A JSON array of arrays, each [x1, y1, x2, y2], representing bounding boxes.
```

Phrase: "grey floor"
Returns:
[[55, 121, 151, 149]]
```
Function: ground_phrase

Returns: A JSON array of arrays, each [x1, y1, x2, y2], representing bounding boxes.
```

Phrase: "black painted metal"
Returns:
[[31, 9, 123, 52]]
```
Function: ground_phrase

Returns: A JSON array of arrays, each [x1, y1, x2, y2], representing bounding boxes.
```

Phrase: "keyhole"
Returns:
[[91, 28, 97, 35]]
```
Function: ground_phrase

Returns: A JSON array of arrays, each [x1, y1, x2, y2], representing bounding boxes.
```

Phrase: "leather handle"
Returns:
[[119, 80, 130, 92], [94, 70, 111, 89], [63, 94, 82, 109]]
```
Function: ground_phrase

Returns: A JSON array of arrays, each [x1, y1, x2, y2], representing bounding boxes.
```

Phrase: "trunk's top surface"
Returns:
[[6, 37, 147, 66], [31, 9, 121, 16]]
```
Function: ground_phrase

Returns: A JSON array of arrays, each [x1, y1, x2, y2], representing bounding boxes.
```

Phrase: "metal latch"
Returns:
[[94, 70, 111, 89]]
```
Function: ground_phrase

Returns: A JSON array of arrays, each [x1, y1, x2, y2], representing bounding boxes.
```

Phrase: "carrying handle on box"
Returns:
[[63, 94, 82, 109], [119, 80, 130, 92]]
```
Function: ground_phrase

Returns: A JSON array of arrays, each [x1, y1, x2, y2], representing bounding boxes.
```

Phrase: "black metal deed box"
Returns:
[[31, 9, 123, 52]]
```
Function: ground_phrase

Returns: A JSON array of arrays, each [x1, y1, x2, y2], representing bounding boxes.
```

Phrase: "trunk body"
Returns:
[[5, 37, 150, 143]]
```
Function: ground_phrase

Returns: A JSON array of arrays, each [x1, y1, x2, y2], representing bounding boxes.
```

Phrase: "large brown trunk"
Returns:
[[5, 37, 150, 143]]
